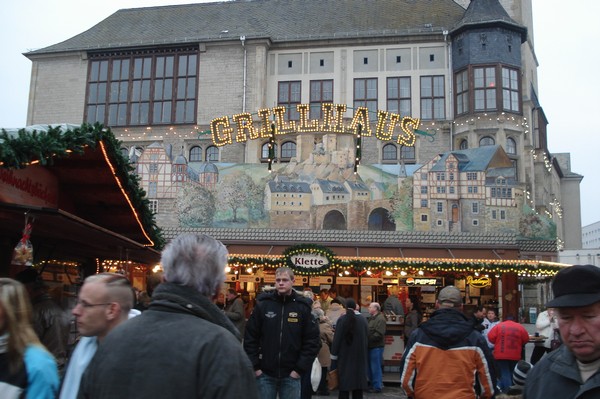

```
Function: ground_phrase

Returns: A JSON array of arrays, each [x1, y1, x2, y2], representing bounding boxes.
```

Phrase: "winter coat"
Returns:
[[317, 319, 334, 367], [331, 311, 369, 391], [403, 309, 420, 341], [383, 295, 404, 316], [367, 311, 386, 349], [224, 295, 246, 336], [488, 320, 530, 361], [400, 307, 497, 399], [0, 343, 59, 399], [325, 302, 345, 328], [534, 310, 557, 349], [78, 282, 258, 399], [524, 344, 600, 399], [244, 289, 320, 379]]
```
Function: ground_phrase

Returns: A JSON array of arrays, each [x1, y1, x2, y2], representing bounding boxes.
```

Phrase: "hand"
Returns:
[[255, 369, 263, 377], [290, 370, 301, 379]]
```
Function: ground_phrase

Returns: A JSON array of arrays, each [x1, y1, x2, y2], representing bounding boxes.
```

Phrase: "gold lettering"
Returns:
[[210, 117, 233, 146]]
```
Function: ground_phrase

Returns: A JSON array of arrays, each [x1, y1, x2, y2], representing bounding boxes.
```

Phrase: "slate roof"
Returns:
[[313, 179, 349, 194], [430, 145, 502, 172], [27, 0, 466, 55], [267, 180, 311, 193], [450, 0, 527, 42], [161, 227, 521, 248]]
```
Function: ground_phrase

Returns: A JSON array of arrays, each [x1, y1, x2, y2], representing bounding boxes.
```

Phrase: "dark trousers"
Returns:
[[338, 390, 363, 399], [317, 366, 329, 393], [530, 346, 550, 365]]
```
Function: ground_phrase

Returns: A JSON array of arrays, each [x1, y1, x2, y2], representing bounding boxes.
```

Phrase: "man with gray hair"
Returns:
[[400, 286, 497, 399], [367, 302, 386, 393], [79, 234, 258, 399]]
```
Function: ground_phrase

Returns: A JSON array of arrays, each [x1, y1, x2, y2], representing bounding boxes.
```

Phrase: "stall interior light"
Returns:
[[225, 266, 231, 273], [246, 268, 253, 274], [344, 270, 350, 275], [366, 270, 372, 275], [400, 271, 407, 276], [474, 272, 479, 277], [418, 270, 424, 276], [152, 265, 162, 273], [385, 270, 393, 276]]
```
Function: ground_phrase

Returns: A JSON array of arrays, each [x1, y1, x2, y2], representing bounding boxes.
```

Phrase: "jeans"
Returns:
[[257, 373, 301, 399], [368, 347, 384, 391], [496, 359, 518, 393]]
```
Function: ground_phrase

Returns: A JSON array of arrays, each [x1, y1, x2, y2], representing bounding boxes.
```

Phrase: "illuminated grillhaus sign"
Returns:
[[210, 103, 421, 147]]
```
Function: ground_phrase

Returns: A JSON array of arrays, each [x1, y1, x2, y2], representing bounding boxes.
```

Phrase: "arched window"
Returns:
[[280, 141, 297, 160], [459, 139, 468, 150], [206, 146, 219, 162], [400, 145, 416, 161], [382, 143, 397, 161], [506, 137, 517, 155], [261, 142, 278, 160], [479, 136, 495, 147], [189, 146, 202, 162]]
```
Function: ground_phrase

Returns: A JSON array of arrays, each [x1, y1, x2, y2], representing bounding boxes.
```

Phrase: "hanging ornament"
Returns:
[[12, 215, 34, 266]]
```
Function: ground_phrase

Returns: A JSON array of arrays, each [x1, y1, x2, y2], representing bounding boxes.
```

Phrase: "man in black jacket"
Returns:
[[244, 267, 320, 399]]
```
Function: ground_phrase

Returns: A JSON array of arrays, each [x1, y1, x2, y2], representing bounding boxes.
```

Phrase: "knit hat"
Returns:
[[508, 360, 532, 393]]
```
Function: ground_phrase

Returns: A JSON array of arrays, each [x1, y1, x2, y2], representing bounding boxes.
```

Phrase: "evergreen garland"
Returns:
[[0, 123, 164, 249]]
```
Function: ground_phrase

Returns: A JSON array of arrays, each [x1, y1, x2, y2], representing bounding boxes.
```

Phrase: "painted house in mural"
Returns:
[[265, 176, 312, 228], [413, 145, 524, 234]]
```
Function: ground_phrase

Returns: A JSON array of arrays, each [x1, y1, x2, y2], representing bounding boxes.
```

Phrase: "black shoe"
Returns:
[[367, 388, 382, 393]]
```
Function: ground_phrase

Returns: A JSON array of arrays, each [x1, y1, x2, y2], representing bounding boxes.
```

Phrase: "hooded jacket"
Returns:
[[400, 307, 497, 399], [244, 289, 320, 378], [524, 345, 600, 399], [78, 282, 258, 399]]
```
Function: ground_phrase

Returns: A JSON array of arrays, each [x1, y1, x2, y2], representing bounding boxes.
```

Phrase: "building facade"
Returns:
[[22, 0, 581, 250]]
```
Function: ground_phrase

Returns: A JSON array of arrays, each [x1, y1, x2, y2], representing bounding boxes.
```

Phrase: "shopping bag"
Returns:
[[311, 357, 321, 392], [327, 369, 338, 391]]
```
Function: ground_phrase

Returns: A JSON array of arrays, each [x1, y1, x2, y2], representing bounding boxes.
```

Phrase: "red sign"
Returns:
[[0, 166, 58, 207]]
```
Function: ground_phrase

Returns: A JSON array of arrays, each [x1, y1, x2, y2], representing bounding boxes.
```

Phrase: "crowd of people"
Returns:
[[2, 232, 600, 398]]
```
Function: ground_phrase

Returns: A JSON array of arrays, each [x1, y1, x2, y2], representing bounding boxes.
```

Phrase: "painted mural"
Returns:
[[135, 135, 556, 239]]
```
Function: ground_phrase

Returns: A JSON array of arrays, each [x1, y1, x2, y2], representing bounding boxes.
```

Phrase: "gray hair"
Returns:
[[84, 273, 135, 314], [161, 234, 228, 297]]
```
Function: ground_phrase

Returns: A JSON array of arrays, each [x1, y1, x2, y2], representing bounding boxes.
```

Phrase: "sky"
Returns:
[[1, 0, 599, 226]]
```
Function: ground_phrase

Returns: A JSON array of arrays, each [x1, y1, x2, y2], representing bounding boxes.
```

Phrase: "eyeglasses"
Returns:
[[75, 299, 113, 309]]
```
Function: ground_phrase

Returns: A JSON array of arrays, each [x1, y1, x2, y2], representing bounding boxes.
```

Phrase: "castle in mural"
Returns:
[[134, 134, 555, 239]]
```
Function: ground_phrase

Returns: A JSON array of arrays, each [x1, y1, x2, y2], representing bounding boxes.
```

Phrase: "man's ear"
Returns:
[[105, 302, 121, 320]]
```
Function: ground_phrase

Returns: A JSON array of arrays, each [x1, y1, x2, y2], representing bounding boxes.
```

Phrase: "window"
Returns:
[[502, 67, 520, 112], [420, 76, 445, 120], [437, 202, 443, 213], [261, 142, 278, 160], [506, 137, 517, 155], [467, 172, 477, 181], [149, 199, 158, 214], [467, 186, 478, 194], [437, 219, 443, 226], [86, 49, 198, 126], [387, 77, 411, 116], [449, 186, 455, 194], [382, 143, 397, 161], [396, 56, 401, 63], [421, 199, 428, 208], [120, 147, 129, 158], [354, 78, 378, 120], [310, 80, 333, 119], [148, 182, 157, 198], [421, 186, 428, 194], [474, 67, 497, 111], [436, 173, 445, 181], [436, 186, 446, 194], [472, 219, 479, 226], [278, 81, 301, 120], [400, 145, 416, 161], [459, 139, 468, 150], [280, 141, 297, 160], [421, 173, 427, 180], [421, 214, 428, 222], [449, 173, 454, 181], [472, 202, 479, 214], [455, 69, 469, 115], [479, 136, 495, 146], [189, 146, 202, 162], [149, 163, 158, 173], [206, 146, 219, 162], [500, 210, 506, 220]]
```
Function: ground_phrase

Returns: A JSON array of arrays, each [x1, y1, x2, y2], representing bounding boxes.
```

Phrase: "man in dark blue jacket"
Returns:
[[244, 267, 320, 399]]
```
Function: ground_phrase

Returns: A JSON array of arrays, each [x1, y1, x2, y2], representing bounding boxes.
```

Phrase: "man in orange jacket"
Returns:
[[488, 315, 530, 393]]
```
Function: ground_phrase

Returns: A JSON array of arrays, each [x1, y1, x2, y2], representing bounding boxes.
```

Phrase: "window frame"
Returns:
[[420, 75, 445, 120], [309, 80, 333, 119], [278, 81, 302, 121], [354, 78, 378, 120], [85, 48, 199, 127], [386, 76, 411, 116]]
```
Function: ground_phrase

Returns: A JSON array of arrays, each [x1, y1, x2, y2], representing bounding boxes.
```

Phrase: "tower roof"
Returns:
[[450, 0, 527, 42]]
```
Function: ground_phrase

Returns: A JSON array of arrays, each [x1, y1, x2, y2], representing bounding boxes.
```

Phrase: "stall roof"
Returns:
[[0, 124, 162, 265]]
